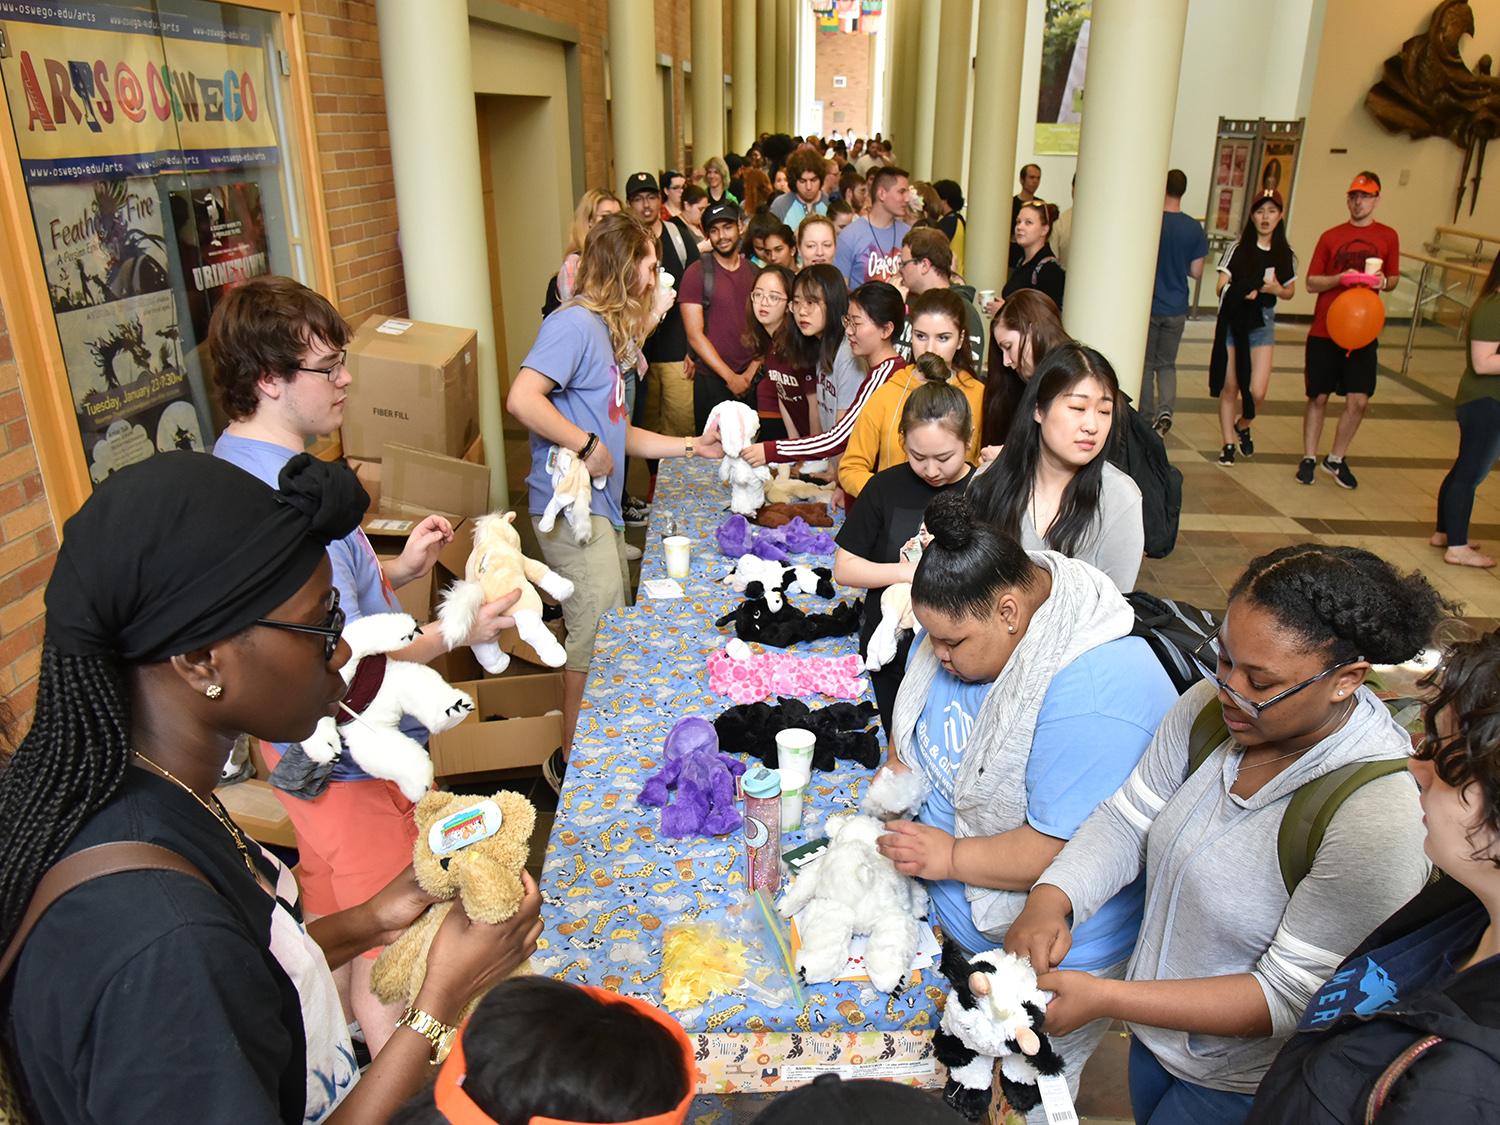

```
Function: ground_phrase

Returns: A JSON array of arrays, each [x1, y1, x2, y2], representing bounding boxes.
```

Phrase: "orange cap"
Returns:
[[1347, 174, 1381, 196]]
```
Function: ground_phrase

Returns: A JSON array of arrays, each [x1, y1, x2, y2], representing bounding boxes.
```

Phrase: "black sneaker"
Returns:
[[1296, 457, 1316, 485], [622, 496, 651, 526], [1217, 444, 1235, 466], [543, 747, 568, 795], [1236, 425, 1254, 457], [1323, 456, 1358, 490], [1153, 412, 1173, 436]]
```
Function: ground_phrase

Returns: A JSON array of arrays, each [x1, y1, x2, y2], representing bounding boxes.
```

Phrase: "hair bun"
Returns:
[[923, 490, 974, 551], [914, 351, 953, 384], [277, 454, 369, 544]]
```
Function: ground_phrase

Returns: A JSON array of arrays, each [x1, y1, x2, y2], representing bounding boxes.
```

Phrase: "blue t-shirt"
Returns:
[[1151, 211, 1210, 317], [1298, 897, 1489, 1031], [834, 216, 911, 288], [912, 635, 1177, 970], [215, 432, 410, 781], [522, 304, 629, 529]]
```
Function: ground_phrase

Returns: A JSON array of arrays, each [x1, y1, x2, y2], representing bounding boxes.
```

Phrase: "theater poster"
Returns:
[[1035, 1, 1091, 155], [171, 181, 270, 344]]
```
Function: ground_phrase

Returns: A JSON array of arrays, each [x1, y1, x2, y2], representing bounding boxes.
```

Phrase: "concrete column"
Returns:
[[929, 0, 973, 179], [692, 0, 725, 163], [774, 0, 793, 132], [1064, 0, 1190, 400], [756, 0, 776, 135], [910, 0, 942, 179], [889, 0, 922, 160], [375, 0, 506, 501], [966, 0, 1027, 296], [607, 0, 661, 193], [731, 0, 758, 152]]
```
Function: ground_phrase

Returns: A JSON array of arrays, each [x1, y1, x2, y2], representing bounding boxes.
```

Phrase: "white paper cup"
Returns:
[[978, 288, 996, 306], [775, 728, 816, 831], [663, 536, 692, 579], [1364, 257, 1383, 275]]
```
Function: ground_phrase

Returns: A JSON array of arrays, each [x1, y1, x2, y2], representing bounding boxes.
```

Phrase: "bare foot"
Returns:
[[1432, 533, 1482, 549], [1445, 545, 1496, 568]]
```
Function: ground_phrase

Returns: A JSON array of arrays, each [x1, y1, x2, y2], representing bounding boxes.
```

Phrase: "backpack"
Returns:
[[1127, 591, 1220, 695], [1029, 253, 1057, 288], [1108, 402, 1182, 557]]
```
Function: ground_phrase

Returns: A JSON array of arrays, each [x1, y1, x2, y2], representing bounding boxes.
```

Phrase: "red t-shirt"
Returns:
[[1307, 221, 1400, 338], [763, 347, 818, 436]]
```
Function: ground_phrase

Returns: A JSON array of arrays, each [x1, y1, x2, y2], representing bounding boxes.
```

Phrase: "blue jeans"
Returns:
[[1128, 1038, 1255, 1125], [1436, 396, 1500, 546]]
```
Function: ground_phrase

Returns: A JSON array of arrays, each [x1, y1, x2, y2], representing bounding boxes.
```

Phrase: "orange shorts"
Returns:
[[259, 743, 418, 920]]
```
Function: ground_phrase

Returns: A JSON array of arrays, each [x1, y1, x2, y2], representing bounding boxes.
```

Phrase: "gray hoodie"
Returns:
[[1038, 679, 1430, 1094]]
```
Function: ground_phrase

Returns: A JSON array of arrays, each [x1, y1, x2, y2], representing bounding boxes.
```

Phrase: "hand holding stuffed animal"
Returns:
[[301, 613, 475, 800], [438, 511, 572, 674], [537, 446, 605, 545], [865, 583, 915, 671], [708, 401, 772, 516], [370, 790, 538, 1018]]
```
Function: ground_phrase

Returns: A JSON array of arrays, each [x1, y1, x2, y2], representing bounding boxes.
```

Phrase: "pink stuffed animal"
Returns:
[[707, 640, 868, 704]]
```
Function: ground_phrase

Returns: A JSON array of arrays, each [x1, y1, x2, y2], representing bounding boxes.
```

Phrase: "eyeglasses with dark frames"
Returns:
[[297, 349, 348, 381], [256, 589, 345, 661], [1188, 628, 1361, 720]]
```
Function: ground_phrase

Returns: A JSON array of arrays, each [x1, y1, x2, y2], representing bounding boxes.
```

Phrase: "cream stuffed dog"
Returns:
[[537, 446, 605, 545], [865, 583, 916, 671], [438, 511, 573, 674], [708, 401, 772, 516]]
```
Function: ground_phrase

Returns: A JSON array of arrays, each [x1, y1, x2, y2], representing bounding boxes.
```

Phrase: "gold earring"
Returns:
[[205, 684, 223, 700]]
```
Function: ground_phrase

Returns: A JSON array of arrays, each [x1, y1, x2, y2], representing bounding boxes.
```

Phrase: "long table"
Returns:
[[533, 458, 943, 1102]]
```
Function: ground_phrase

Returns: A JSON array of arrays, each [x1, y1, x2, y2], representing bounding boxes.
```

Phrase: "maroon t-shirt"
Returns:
[[680, 254, 760, 374], [763, 346, 818, 437]]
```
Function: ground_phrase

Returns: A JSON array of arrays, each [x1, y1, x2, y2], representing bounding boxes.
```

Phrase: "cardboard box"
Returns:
[[341, 315, 478, 460], [217, 779, 297, 849], [429, 674, 565, 778], [360, 443, 490, 546]]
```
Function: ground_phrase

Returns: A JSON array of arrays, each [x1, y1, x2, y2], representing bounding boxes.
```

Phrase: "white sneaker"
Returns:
[[624, 542, 643, 561]]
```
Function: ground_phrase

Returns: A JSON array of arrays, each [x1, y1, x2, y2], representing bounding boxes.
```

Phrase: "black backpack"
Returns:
[[1127, 591, 1220, 695], [1108, 400, 1182, 558]]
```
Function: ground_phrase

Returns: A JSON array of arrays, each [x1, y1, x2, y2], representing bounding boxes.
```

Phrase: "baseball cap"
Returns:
[[625, 172, 660, 198], [1250, 188, 1284, 211], [752, 1074, 965, 1124], [1347, 174, 1381, 196], [703, 200, 742, 230]]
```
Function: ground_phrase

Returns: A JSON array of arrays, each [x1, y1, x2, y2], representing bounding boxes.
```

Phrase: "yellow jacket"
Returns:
[[837, 364, 985, 497]]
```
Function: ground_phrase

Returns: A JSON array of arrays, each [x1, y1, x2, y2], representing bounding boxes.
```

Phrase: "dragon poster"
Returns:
[[32, 178, 202, 481]]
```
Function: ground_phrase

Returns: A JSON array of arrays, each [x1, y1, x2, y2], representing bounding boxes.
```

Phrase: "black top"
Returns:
[[644, 216, 701, 364], [1003, 245, 1065, 311], [936, 212, 963, 246], [8, 770, 307, 1124], [836, 463, 971, 652]]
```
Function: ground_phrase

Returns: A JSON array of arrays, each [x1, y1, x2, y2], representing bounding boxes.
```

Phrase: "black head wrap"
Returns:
[[44, 451, 368, 663]]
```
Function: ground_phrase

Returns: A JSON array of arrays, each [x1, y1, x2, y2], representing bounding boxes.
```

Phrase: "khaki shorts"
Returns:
[[531, 514, 630, 672], [643, 361, 695, 437]]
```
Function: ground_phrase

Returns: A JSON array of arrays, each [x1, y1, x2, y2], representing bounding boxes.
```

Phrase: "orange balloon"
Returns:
[[1327, 286, 1385, 351]]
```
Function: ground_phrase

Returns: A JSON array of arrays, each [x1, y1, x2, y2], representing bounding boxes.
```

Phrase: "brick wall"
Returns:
[[0, 304, 56, 728], [815, 28, 871, 139]]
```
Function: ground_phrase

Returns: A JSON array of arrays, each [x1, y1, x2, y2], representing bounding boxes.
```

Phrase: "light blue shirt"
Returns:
[[912, 635, 1177, 970]]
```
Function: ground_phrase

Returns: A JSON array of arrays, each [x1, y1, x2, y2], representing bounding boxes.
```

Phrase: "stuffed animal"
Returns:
[[715, 586, 861, 648], [865, 583, 916, 672], [777, 767, 930, 993], [638, 717, 748, 837], [438, 511, 573, 674], [715, 698, 881, 771], [301, 613, 476, 800], [370, 789, 538, 1017], [764, 464, 835, 506], [717, 513, 836, 560], [722, 554, 835, 598], [537, 446, 606, 545], [707, 643, 869, 704], [933, 941, 1066, 1121], [708, 401, 772, 515], [755, 502, 834, 529]]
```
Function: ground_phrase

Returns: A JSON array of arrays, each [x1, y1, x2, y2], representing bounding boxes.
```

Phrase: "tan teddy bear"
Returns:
[[370, 788, 537, 1014]]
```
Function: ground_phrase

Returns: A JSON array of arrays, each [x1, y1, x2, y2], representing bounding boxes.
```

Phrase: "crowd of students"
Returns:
[[2, 126, 1499, 1125]]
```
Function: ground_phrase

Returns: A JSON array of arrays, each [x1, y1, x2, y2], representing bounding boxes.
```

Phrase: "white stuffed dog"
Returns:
[[302, 613, 476, 800], [865, 583, 915, 671], [777, 767, 930, 993], [707, 401, 772, 516], [537, 446, 605, 545]]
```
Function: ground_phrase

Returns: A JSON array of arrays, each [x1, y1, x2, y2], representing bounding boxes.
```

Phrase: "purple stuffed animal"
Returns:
[[638, 717, 748, 837]]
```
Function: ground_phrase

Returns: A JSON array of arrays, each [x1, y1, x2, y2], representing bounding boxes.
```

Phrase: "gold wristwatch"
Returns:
[[396, 1005, 459, 1064]]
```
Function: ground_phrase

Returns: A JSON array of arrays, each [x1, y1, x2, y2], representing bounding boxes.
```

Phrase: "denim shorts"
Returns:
[[1246, 304, 1275, 348]]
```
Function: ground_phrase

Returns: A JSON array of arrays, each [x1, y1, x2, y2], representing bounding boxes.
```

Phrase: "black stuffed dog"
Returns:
[[714, 584, 861, 648], [714, 698, 881, 771]]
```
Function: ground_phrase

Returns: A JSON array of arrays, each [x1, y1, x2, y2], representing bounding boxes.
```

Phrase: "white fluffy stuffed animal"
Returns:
[[764, 464, 835, 505], [537, 446, 605, 545], [777, 767, 930, 993], [865, 583, 915, 671], [302, 613, 476, 800], [708, 401, 772, 516], [438, 511, 573, 674], [722, 554, 835, 598]]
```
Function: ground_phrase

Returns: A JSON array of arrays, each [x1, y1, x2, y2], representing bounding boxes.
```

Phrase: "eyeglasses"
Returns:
[[750, 291, 787, 305], [297, 349, 347, 380], [899, 255, 919, 269], [789, 296, 823, 311], [256, 589, 345, 662], [1188, 628, 1361, 720], [841, 316, 868, 330]]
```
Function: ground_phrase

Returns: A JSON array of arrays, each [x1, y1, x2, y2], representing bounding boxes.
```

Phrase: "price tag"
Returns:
[[1036, 1073, 1079, 1125]]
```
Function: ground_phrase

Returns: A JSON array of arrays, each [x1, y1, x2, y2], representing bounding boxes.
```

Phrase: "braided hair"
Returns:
[[1229, 544, 1455, 665], [0, 648, 133, 942]]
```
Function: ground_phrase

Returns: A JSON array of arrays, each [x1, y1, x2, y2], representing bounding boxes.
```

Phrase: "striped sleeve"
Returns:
[[763, 357, 899, 464]]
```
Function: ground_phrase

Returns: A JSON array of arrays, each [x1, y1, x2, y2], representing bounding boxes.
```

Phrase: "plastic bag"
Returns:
[[660, 891, 802, 1012]]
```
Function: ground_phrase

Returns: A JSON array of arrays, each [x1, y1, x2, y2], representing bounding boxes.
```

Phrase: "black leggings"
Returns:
[[1436, 397, 1500, 547]]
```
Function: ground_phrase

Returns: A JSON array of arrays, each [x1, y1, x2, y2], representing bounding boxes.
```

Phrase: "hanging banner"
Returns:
[[1035, 1, 1091, 156], [0, 0, 279, 183]]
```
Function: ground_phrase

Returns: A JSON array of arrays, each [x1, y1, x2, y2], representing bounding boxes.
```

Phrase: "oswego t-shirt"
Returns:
[[835, 216, 911, 287]]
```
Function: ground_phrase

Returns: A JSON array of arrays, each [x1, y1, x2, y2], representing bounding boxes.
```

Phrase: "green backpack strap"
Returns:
[[1278, 758, 1409, 895], [1186, 699, 1229, 775]]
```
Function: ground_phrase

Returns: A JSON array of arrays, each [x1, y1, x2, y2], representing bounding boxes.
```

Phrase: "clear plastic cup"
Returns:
[[775, 728, 816, 832]]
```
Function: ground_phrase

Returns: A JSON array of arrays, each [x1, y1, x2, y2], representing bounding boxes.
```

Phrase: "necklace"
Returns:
[[1234, 698, 1358, 777], [134, 752, 260, 880]]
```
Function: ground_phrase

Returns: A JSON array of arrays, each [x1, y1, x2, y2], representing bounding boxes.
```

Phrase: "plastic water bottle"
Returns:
[[742, 765, 782, 892]]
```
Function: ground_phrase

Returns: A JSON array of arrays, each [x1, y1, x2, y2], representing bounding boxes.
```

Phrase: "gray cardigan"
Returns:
[[1037, 679, 1430, 1094], [1018, 462, 1143, 592]]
